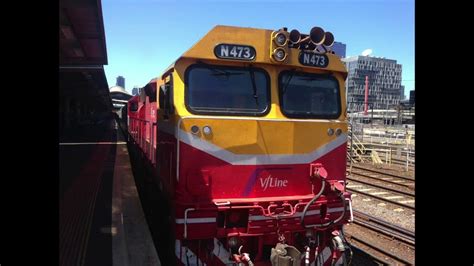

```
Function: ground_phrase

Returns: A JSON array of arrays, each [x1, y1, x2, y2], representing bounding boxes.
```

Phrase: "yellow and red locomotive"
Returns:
[[128, 25, 352, 266]]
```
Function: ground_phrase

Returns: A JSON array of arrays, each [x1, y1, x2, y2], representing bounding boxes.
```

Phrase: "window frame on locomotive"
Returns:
[[159, 74, 174, 120], [183, 63, 271, 117], [129, 101, 139, 112], [278, 70, 342, 119]]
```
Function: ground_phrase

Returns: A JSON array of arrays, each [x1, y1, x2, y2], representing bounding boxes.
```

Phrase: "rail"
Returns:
[[347, 176, 414, 197], [348, 235, 413, 265], [346, 186, 414, 210], [347, 210, 414, 265], [350, 165, 414, 181], [348, 169, 414, 188], [353, 210, 415, 246]]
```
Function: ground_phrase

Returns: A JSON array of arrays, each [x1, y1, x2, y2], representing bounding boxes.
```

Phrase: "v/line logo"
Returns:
[[259, 175, 288, 191]]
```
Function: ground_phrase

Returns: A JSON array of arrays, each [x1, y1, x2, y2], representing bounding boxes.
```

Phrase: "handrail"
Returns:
[[347, 125, 368, 163], [370, 150, 383, 165]]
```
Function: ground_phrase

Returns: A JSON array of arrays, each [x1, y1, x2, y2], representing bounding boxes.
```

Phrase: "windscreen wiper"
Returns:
[[300, 77, 325, 82], [198, 61, 243, 77], [209, 69, 243, 77], [281, 68, 297, 95], [248, 66, 259, 106]]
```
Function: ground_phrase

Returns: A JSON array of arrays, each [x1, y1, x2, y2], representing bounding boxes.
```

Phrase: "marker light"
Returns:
[[327, 128, 335, 136], [203, 126, 212, 135], [191, 125, 200, 135], [335, 128, 342, 136], [273, 47, 287, 62]]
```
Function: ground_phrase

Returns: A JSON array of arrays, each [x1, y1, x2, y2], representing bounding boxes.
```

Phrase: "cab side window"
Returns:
[[130, 102, 138, 112], [160, 75, 174, 119]]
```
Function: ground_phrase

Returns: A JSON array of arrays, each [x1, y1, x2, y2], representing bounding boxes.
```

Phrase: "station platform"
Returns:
[[59, 117, 160, 266]]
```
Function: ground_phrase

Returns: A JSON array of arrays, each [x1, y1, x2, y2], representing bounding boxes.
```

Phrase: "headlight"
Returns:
[[203, 126, 212, 135], [275, 32, 288, 46], [272, 47, 287, 61]]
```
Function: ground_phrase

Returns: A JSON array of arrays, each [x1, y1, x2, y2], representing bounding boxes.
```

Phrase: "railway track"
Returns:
[[353, 210, 415, 247], [346, 166, 415, 209], [346, 183, 415, 210], [343, 164, 415, 264], [349, 170, 414, 189], [349, 165, 414, 182], [349, 244, 390, 265], [348, 235, 414, 265], [347, 177, 414, 197], [346, 210, 415, 265], [346, 165, 415, 210]]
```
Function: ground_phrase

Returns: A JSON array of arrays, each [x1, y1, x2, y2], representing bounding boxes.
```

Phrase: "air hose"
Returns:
[[301, 181, 325, 228], [301, 181, 347, 228]]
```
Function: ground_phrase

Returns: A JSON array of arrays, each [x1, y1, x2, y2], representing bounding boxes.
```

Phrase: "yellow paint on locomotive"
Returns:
[[157, 25, 348, 156], [179, 25, 348, 77], [179, 118, 346, 155]]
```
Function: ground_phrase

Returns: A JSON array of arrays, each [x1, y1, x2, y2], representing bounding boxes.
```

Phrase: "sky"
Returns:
[[102, 0, 414, 97]]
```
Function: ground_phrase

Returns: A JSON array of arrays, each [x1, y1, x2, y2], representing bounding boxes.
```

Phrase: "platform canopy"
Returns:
[[60, 0, 107, 66], [60, 0, 111, 111]]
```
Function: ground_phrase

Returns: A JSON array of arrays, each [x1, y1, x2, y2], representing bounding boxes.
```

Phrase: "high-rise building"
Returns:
[[116, 76, 125, 88], [409, 90, 415, 105], [400, 85, 405, 100], [342, 55, 402, 111], [331, 41, 346, 58], [132, 86, 139, 96]]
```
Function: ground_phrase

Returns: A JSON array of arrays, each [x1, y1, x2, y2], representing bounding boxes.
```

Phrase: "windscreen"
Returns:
[[186, 64, 270, 116], [279, 71, 341, 119]]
